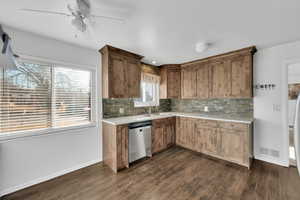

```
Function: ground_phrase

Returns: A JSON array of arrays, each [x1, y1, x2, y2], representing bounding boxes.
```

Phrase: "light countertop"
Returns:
[[102, 112, 253, 125]]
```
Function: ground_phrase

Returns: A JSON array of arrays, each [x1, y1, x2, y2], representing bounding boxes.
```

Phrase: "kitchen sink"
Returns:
[[152, 112, 173, 116]]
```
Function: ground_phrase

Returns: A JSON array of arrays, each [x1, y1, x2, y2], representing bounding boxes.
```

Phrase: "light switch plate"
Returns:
[[273, 104, 281, 112], [119, 108, 124, 114]]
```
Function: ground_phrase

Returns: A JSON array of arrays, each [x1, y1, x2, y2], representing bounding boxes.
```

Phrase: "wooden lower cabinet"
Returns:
[[103, 122, 129, 173], [219, 128, 245, 164], [176, 117, 253, 168], [103, 116, 252, 173], [152, 123, 165, 153], [202, 127, 220, 156], [152, 117, 176, 154]]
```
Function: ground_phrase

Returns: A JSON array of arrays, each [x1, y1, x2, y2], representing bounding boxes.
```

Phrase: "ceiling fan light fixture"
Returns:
[[76, 0, 90, 18], [195, 42, 209, 53], [0, 25, 19, 69], [71, 17, 86, 32]]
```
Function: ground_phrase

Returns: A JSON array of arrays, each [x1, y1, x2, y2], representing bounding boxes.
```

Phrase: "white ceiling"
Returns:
[[0, 0, 300, 65]]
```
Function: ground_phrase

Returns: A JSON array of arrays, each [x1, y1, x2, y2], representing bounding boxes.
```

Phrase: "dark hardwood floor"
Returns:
[[3, 147, 300, 200]]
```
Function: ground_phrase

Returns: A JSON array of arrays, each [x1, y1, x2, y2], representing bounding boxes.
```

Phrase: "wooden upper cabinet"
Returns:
[[109, 53, 128, 98], [126, 57, 141, 98], [160, 65, 181, 99], [196, 63, 209, 99], [181, 46, 256, 99], [231, 55, 252, 98], [210, 60, 231, 98], [100, 45, 143, 98], [181, 65, 197, 99]]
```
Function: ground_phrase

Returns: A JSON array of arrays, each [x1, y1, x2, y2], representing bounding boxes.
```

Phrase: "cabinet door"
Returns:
[[219, 128, 245, 164], [152, 121, 165, 154], [196, 63, 209, 99], [110, 54, 128, 98], [194, 121, 208, 152], [177, 117, 195, 149], [210, 60, 231, 98], [176, 117, 187, 147], [126, 57, 141, 98], [181, 66, 197, 99], [202, 127, 220, 155], [159, 68, 168, 99], [165, 118, 175, 148], [176, 117, 181, 145], [116, 125, 129, 170], [231, 55, 252, 98], [167, 69, 181, 98]]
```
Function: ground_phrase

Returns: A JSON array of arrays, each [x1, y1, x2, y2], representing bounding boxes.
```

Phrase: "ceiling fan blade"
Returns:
[[85, 19, 97, 41], [90, 14, 124, 23], [20, 8, 72, 17]]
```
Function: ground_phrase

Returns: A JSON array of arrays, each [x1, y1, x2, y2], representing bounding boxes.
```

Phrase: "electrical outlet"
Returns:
[[119, 108, 124, 114], [204, 106, 209, 112], [259, 147, 280, 158], [260, 147, 269, 155], [270, 150, 280, 158]]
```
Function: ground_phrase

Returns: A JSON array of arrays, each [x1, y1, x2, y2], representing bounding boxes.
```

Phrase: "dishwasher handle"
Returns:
[[128, 121, 152, 129]]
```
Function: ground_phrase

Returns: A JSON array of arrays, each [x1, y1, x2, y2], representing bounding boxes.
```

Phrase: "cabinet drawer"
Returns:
[[196, 119, 219, 128], [218, 121, 248, 131], [153, 117, 174, 126]]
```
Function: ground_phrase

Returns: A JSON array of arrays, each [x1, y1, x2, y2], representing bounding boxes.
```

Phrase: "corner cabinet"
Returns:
[[181, 46, 256, 99], [160, 65, 181, 99], [100, 45, 143, 98]]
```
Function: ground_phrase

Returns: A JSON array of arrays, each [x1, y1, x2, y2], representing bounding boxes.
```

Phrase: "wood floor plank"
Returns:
[[3, 147, 300, 200]]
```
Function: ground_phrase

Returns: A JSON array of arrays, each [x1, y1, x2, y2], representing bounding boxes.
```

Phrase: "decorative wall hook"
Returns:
[[254, 84, 276, 90]]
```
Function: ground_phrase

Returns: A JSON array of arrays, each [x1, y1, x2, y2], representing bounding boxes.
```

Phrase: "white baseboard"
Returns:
[[0, 159, 102, 197], [254, 155, 289, 167]]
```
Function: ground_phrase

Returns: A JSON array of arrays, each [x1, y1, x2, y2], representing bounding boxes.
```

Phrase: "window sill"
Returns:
[[0, 122, 97, 142], [134, 102, 159, 108]]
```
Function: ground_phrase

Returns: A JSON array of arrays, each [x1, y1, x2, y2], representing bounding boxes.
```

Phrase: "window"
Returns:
[[0, 59, 95, 134], [134, 73, 160, 107]]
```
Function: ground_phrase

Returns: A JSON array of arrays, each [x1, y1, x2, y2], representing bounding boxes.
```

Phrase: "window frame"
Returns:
[[134, 76, 160, 108], [0, 56, 96, 141]]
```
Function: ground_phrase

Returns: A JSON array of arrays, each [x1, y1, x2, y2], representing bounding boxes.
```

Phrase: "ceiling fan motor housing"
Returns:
[[76, 0, 91, 18], [72, 16, 87, 32]]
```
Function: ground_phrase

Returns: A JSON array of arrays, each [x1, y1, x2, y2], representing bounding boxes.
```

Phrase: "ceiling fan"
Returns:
[[20, 0, 125, 33]]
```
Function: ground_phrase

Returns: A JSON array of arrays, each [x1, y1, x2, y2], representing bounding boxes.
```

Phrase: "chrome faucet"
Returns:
[[148, 107, 152, 115]]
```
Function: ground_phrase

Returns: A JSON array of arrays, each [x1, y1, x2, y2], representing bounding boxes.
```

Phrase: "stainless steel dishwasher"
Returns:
[[128, 121, 152, 163]]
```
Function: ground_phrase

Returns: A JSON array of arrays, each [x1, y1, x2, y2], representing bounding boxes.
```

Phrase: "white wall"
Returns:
[[0, 26, 102, 196], [254, 40, 300, 166]]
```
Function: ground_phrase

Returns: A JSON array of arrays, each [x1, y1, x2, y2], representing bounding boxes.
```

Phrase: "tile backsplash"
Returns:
[[103, 99, 171, 118], [102, 98, 253, 118], [171, 98, 253, 115]]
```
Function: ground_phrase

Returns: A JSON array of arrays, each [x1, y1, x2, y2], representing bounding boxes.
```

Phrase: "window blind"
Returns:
[[0, 61, 93, 134], [53, 67, 91, 127], [0, 62, 51, 133]]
